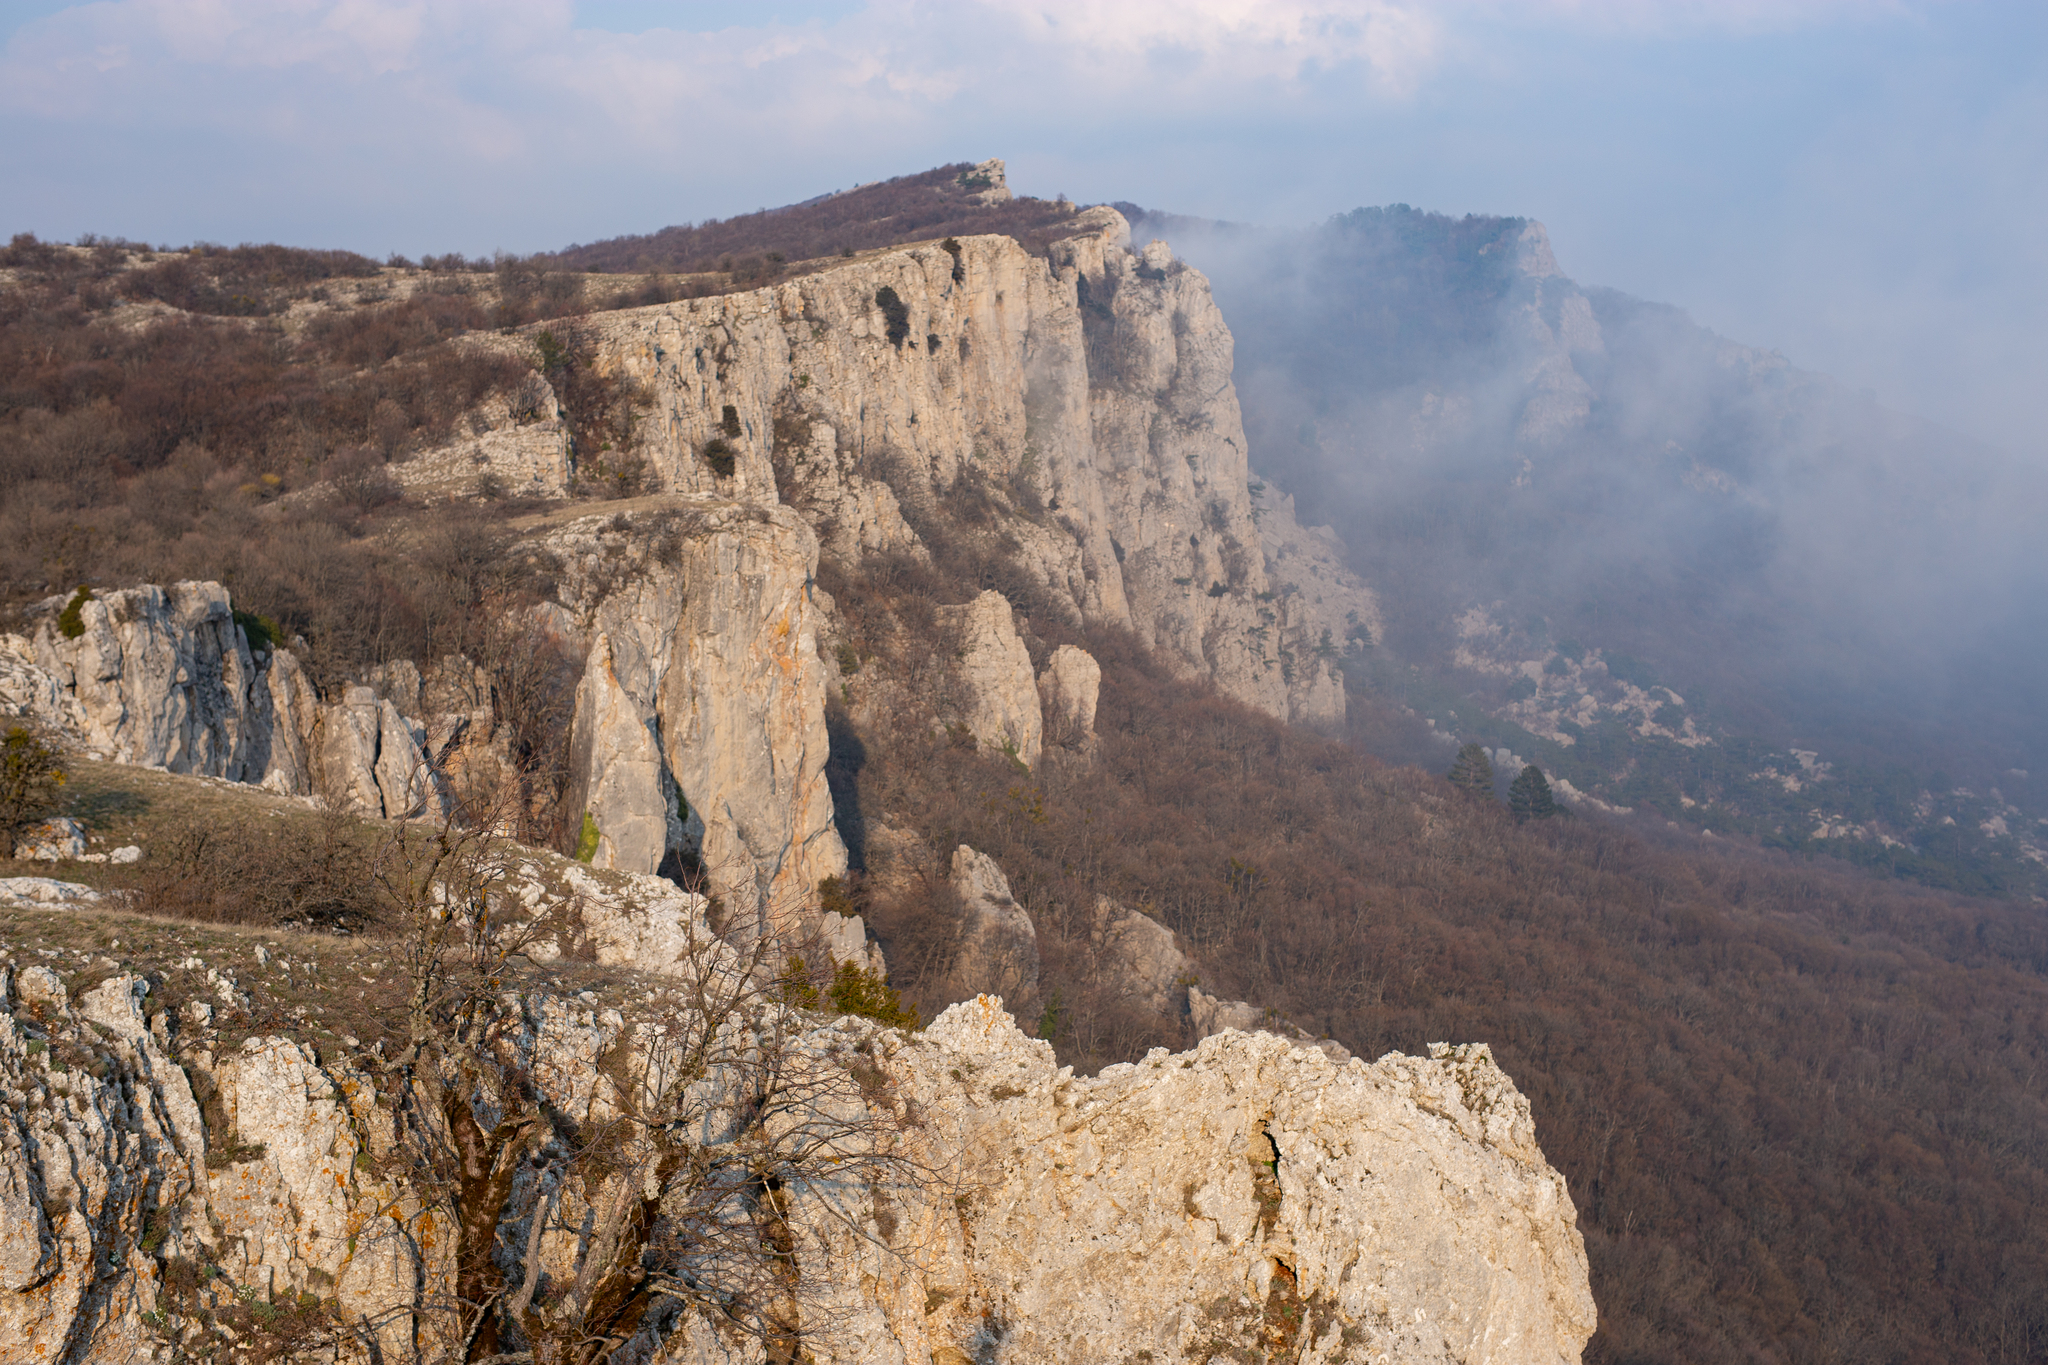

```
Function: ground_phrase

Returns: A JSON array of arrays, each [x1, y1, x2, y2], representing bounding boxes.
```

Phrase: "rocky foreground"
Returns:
[[0, 897, 1591, 1363]]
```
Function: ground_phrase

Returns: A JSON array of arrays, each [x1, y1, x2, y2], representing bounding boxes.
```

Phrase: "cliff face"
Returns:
[[553, 501, 847, 923], [572, 211, 1358, 728], [0, 943, 1593, 1364]]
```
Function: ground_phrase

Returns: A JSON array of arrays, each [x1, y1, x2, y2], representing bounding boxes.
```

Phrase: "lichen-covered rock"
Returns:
[[947, 845, 1039, 999], [12, 815, 87, 861], [935, 589, 1042, 767]]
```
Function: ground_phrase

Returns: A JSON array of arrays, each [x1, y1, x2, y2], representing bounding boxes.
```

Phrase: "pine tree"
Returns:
[[1447, 742, 1495, 800], [1509, 764, 1559, 820]]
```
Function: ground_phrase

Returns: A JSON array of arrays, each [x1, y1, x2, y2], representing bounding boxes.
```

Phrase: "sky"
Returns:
[[2, 0, 2043, 454]]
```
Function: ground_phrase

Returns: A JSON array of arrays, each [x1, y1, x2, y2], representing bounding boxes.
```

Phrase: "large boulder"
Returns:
[[1037, 642, 1101, 752], [1094, 895, 1189, 1013], [936, 590, 1042, 768], [946, 844, 1039, 999]]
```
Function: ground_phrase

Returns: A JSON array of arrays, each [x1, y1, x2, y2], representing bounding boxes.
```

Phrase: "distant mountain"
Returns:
[[1128, 203, 2048, 897]]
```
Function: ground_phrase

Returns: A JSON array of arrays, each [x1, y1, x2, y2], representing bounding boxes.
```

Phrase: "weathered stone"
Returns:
[[566, 632, 676, 874], [29, 581, 266, 775], [935, 589, 1042, 767], [387, 370, 572, 501], [11, 816, 86, 861], [1189, 981, 1268, 1036], [1095, 895, 1189, 1014], [0, 633, 84, 734], [947, 844, 1039, 999], [4, 582, 327, 797], [14, 964, 67, 1011], [1036, 643, 1100, 752], [0, 877, 103, 907], [1190, 982, 1353, 1064], [0, 962, 1590, 1364], [555, 501, 846, 925], [875, 997, 1594, 1363]]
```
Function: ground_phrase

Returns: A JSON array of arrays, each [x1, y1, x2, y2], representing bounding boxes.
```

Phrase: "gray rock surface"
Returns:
[[554, 501, 847, 925], [935, 589, 1042, 767], [0, 582, 427, 813], [947, 844, 1040, 1000], [11, 816, 86, 861], [26, 582, 276, 779], [1036, 642, 1101, 752]]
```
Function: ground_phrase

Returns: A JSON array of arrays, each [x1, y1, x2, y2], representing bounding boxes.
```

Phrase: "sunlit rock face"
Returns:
[[571, 212, 1370, 729], [551, 501, 847, 925], [0, 966, 1593, 1365]]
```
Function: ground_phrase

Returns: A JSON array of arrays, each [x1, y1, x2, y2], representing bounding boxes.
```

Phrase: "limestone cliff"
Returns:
[[5, 585, 436, 821], [569, 211, 1355, 728]]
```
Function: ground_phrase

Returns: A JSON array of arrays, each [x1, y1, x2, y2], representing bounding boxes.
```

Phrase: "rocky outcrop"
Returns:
[[1191, 983, 1353, 1064], [0, 973, 1593, 1363], [947, 844, 1040, 1000], [935, 589, 1042, 767], [19, 582, 302, 788], [387, 371, 572, 500], [11, 816, 87, 861], [309, 683, 438, 818], [1, 583, 447, 818], [893, 998, 1595, 1362], [0, 969, 205, 1365], [569, 211, 1350, 727], [1035, 642, 1100, 752], [1093, 896, 1189, 1013], [553, 501, 847, 926]]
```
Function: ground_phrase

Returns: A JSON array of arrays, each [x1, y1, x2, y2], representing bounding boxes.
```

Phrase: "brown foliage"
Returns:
[[548, 163, 1091, 275], [130, 805, 382, 932]]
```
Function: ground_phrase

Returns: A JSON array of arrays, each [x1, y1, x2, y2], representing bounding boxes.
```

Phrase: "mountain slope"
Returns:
[[1129, 203, 2048, 897]]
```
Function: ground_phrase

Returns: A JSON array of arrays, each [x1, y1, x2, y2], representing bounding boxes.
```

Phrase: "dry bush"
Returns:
[[130, 804, 383, 932]]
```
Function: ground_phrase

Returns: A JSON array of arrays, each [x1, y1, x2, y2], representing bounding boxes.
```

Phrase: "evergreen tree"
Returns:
[[1447, 742, 1495, 800], [1509, 764, 1559, 820]]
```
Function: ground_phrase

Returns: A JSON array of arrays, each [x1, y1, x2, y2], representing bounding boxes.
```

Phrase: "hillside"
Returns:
[[2, 167, 2046, 1362]]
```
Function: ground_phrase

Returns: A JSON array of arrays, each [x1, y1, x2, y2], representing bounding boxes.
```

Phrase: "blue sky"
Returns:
[[3, 1, 2043, 453]]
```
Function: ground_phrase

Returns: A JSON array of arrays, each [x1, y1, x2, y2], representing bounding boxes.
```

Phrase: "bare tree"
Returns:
[[344, 783, 936, 1364]]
